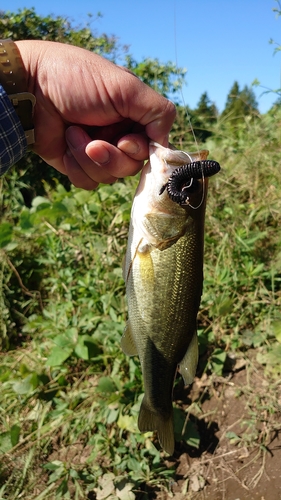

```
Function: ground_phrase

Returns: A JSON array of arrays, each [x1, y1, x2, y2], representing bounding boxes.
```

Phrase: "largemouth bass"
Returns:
[[122, 142, 219, 455]]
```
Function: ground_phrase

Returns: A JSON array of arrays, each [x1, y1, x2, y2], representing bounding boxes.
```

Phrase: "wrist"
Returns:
[[14, 40, 36, 95]]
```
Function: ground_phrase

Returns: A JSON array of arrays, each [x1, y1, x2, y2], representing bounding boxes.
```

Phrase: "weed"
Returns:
[[1, 109, 281, 498]]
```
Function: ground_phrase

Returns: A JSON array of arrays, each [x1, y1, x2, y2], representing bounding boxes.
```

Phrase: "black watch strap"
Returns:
[[0, 39, 36, 146]]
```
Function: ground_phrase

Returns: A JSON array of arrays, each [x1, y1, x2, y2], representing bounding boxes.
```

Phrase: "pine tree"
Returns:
[[222, 81, 259, 125], [190, 92, 218, 142], [196, 92, 218, 121]]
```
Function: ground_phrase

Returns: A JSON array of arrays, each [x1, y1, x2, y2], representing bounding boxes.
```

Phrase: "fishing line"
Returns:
[[173, 0, 206, 210]]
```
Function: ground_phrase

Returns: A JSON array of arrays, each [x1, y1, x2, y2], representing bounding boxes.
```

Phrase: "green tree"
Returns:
[[168, 93, 219, 149], [0, 8, 122, 58], [190, 92, 218, 142], [125, 55, 186, 100], [222, 81, 259, 125], [196, 92, 218, 118]]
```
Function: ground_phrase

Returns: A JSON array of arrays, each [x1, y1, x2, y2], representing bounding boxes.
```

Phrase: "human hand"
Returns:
[[15, 41, 176, 189]]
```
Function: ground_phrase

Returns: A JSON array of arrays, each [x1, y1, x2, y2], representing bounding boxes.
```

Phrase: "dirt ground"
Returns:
[[40, 354, 281, 500], [160, 357, 281, 500]]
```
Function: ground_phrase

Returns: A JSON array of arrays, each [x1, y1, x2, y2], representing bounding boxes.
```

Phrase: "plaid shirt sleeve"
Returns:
[[0, 85, 27, 176]]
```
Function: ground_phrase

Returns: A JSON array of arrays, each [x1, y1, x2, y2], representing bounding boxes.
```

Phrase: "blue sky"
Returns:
[[4, 0, 281, 113]]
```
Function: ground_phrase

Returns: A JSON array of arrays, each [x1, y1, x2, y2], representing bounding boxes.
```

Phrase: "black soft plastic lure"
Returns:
[[159, 160, 220, 206]]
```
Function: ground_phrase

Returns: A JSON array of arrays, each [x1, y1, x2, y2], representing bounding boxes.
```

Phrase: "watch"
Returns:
[[0, 39, 36, 146]]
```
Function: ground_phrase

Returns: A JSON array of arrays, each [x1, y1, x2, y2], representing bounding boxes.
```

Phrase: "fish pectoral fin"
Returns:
[[138, 398, 174, 455], [178, 332, 199, 386], [121, 320, 138, 356]]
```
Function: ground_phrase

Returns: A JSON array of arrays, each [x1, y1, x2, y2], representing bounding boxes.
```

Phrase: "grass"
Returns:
[[0, 108, 281, 499]]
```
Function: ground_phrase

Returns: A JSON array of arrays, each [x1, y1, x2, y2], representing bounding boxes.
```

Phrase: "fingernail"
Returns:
[[118, 139, 140, 155], [87, 146, 110, 166]]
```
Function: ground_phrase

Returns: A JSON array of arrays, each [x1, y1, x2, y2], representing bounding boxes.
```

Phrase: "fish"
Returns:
[[121, 141, 220, 455]]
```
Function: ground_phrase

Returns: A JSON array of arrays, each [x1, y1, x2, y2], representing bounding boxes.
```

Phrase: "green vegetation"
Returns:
[[0, 6, 281, 500]]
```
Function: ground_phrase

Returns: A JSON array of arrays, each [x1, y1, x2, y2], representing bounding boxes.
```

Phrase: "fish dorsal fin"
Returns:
[[121, 320, 138, 356], [178, 332, 199, 386]]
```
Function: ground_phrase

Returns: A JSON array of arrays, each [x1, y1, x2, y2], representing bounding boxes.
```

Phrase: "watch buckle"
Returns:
[[8, 92, 36, 146]]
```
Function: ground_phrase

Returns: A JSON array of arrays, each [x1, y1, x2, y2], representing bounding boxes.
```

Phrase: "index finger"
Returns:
[[144, 96, 177, 147], [113, 71, 177, 146]]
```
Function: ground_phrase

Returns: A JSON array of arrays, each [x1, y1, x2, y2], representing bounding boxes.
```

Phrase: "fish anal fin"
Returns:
[[178, 332, 199, 386], [138, 398, 174, 455], [121, 320, 138, 356]]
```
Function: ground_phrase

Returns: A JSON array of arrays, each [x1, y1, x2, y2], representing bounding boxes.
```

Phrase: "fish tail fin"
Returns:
[[138, 399, 174, 455]]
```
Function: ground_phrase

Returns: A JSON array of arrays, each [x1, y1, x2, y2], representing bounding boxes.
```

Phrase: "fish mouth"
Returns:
[[159, 160, 221, 206]]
